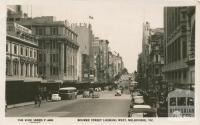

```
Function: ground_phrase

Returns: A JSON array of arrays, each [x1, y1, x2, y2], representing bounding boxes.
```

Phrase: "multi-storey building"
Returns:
[[6, 5, 42, 105], [6, 22, 41, 104], [136, 22, 151, 91], [92, 37, 101, 82], [163, 6, 195, 90], [91, 37, 110, 83], [99, 39, 109, 83], [19, 16, 79, 84], [148, 28, 164, 91], [112, 52, 124, 77], [72, 23, 94, 83], [108, 50, 114, 82]]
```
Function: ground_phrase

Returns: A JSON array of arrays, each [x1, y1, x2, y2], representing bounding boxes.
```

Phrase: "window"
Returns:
[[182, 40, 187, 58], [38, 54, 42, 62], [30, 49, 32, 57], [13, 61, 19, 75], [191, 71, 194, 83], [30, 64, 32, 77], [34, 51, 37, 58], [44, 54, 46, 62], [14, 44, 17, 54], [178, 71, 181, 79], [170, 98, 176, 106], [6, 61, 10, 75], [39, 28, 45, 35], [155, 68, 159, 75], [50, 27, 58, 35], [50, 54, 52, 63], [26, 48, 29, 56], [6, 43, 8, 52], [34, 65, 37, 76], [25, 64, 29, 77], [156, 55, 159, 63], [53, 42, 56, 49], [187, 97, 194, 106], [21, 63, 23, 76], [20, 46, 23, 55], [183, 71, 187, 79], [177, 97, 186, 106]]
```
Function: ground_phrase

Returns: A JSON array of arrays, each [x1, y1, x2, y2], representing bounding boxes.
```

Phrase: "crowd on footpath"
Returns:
[[34, 86, 53, 107]]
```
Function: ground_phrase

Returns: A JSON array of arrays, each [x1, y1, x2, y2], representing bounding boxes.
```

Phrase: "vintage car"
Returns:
[[115, 89, 122, 96], [51, 94, 61, 101], [92, 91, 100, 98], [83, 90, 90, 98], [130, 95, 144, 108], [128, 105, 157, 117]]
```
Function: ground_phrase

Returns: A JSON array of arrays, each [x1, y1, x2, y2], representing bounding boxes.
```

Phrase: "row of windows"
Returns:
[[6, 43, 37, 58], [166, 37, 187, 64], [35, 27, 77, 40], [6, 61, 37, 77], [166, 8, 181, 39], [165, 71, 187, 80], [35, 27, 58, 35], [169, 97, 194, 106], [50, 54, 59, 63]]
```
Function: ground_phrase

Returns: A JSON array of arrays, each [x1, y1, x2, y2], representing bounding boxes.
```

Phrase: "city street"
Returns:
[[6, 90, 131, 117]]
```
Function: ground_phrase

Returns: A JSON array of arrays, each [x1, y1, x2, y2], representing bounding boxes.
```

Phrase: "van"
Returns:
[[59, 87, 77, 100]]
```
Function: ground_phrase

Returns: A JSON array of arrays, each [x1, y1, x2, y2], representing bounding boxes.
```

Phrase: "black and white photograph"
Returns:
[[0, 0, 200, 125]]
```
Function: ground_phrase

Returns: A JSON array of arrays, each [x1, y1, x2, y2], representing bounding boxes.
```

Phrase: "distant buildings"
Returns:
[[91, 37, 124, 83]]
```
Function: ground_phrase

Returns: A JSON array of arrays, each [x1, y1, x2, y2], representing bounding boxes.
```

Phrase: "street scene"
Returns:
[[5, 1, 195, 117]]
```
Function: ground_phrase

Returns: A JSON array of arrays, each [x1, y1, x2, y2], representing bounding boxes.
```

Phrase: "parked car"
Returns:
[[92, 92, 100, 98], [128, 104, 157, 117], [51, 94, 61, 101], [115, 89, 122, 96], [130, 96, 144, 108], [59, 87, 77, 100], [83, 90, 90, 98]]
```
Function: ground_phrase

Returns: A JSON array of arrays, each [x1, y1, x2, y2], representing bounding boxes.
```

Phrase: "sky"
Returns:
[[19, 0, 195, 73]]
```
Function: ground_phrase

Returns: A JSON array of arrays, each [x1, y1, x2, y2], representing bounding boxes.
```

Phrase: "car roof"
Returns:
[[59, 87, 76, 90], [129, 108, 156, 113], [133, 105, 151, 109]]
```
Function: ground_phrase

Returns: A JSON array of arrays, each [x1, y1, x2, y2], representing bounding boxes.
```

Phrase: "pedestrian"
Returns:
[[38, 94, 42, 107], [34, 86, 42, 107], [34, 94, 38, 107]]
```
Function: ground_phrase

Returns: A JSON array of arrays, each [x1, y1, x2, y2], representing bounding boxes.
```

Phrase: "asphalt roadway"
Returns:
[[6, 90, 131, 117]]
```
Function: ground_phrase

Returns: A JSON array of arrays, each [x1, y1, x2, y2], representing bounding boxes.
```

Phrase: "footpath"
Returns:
[[6, 95, 83, 109]]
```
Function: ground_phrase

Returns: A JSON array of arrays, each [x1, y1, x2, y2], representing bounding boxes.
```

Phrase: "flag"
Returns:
[[89, 16, 94, 19]]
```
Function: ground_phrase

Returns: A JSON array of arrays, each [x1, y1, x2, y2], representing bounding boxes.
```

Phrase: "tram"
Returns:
[[167, 89, 194, 117]]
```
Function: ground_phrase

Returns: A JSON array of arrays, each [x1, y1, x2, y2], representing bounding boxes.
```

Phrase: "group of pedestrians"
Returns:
[[34, 86, 49, 107]]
